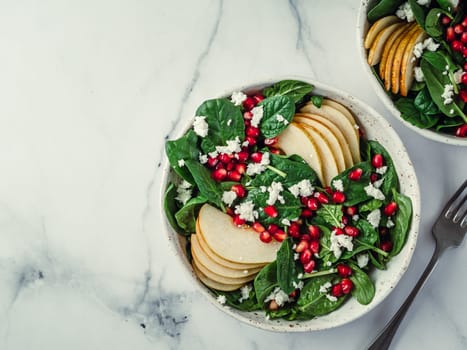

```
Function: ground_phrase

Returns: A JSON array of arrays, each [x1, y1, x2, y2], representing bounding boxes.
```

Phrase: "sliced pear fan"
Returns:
[[368, 22, 405, 66], [400, 31, 427, 96], [379, 23, 411, 80], [364, 15, 401, 49]]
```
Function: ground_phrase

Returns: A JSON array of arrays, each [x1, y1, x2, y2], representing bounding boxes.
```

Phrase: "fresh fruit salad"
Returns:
[[164, 80, 413, 321], [365, 0, 467, 138]]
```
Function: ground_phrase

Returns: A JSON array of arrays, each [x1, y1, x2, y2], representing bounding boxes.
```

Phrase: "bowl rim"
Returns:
[[160, 76, 421, 332], [356, 0, 467, 147]]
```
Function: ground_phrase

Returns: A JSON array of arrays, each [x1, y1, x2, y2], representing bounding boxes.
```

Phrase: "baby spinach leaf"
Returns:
[[408, 0, 427, 29], [310, 95, 324, 108], [184, 160, 222, 208], [254, 262, 278, 305], [174, 195, 207, 233], [367, 0, 405, 22], [390, 190, 413, 256], [165, 130, 200, 183], [359, 199, 383, 212], [435, 116, 464, 131], [195, 98, 244, 153], [164, 183, 183, 233], [414, 87, 440, 116], [425, 8, 451, 38], [316, 204, 343, 228], [368, 140, 399, 196], [330, 161, 373, 206], [263, 80, 314, 103], [268, 306, 296, 320], [258, 95, 295, 138], [212, 288, 260, 311], [436, 0, 457, 12], [276, 238, 299, 294], [395, 89, 440, 129], [356, 219, 379, 245], [349, 263, 376, 305], [369, 250, 387, 270]]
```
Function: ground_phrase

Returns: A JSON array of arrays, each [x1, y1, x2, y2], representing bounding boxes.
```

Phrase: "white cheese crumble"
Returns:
[[288, 179, 314, 197], [326, 261, 332, 267], [222, 190, 237, 206], [238, 285, 252, 303], [373, 178, 384, 189], [453, 69, 464, 84], [441, 84, 454, 105], [175, 180, 192, 205], [297, 273, 303, 279], [414, 67, 425, 82], [387, 217, 395, 228], [414, 38, 440, 59], [217, 294, 226, 304], [276, 114, 289, 125], [367, 209, 381, 228], [326, 295, 338, 302], [292, 280, 304, 290], [281, 218, 291, 226], [376, 166, 388, 175], [193, 116, 209, 137], [230, 91, 247, 106], [227, 119, 232, 126], [450, 109, 454, 114], [396, 2, 415, 22], [294, 253, 299, 260], [352, 214, 360, 222], [199, 154, 208, 164], [357, 253, 369, 268], [234, 201, 258, 222], [250, 105, 264, 127], [208, 150, 219, 159], [264, 287, 290, 307], [266, 181, 285, 205], [215, 136, 242, 154], [332, 179, 344, 192], [448, 0, 459, 8], [260, 186, 267, 193], [178, 159, 185, 168], [319, 282, 332, 294], [364, 182, 386, 200], [246, 152, 270, 176], [413, 43, 424, 58], [330, 230, 354, 259], [416, 0, 431, 6]]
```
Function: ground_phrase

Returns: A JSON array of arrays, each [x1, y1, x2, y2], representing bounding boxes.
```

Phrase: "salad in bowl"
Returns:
[[162, 79, 419, 331]]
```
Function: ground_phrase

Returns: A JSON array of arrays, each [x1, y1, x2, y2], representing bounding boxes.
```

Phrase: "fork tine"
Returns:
[[453, 196, 467, 223], [444, 180, 467, 219]]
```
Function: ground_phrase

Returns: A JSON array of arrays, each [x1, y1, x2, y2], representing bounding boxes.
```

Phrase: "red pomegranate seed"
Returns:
[[460, 90, 467, 103], [303, 260, 315, 273], [233, 214, 245, 226], [246, 126, 260, 138], [341, 215, 349, 226], [308, 225, 320, 240], [245, 136, 256, 146], [309, 241, 319, 254], [380, 241, 393, 252], [331, 284, 343, 297], [264, 137, 278, 146], [452, 40, 464, 52], [295, 240, 308, 253], [301, 208, 313, 218], [243, 111, 253, 120], [207, 157, 219, 168], [346, 206, 358, 216], [370, 173, 379, 183], [227, 161, 237, 171], [455, 124, 467, 137], [259, 231, 272, 243], [243, 97, 256, 111], [315, 192, 329, 204], [372, 154, 384, 168], [289, 290, 298, 299], [250, 152, 263, 163], [348, 168, 363, 181], [252, 222, 265, 233], [332, 191, 346, 204], [442, 15, 451, 26], [463, 16, 467, 27], [454, 24, 464, 34], [464, 63, 467, 71], [264, 205, 278, 218], [379, 227, 389, 236], [269, 147, 282, 155], [461, 32, 467, 44], [344, 226, 360, 237], [253, 94, 264, 103], [235, 163, 247, 174], [341, 278, 353, 294], [236, 151, 249, 162], [227, 170, 241, 182], [211, 168, 227, 182], [218, 153, 231, 164], [300, 249, 312, 265], [337, 264, 352, 277], [447, 27, 455, 42], [267, 224, 279, 234], [306, 197, 320, 211], [334, 227, 344, 235], [231, 184, 246, 198], [384, 201, 398, 216], [289, 222, 301, 238], [462, 74, 467, 85], [463, 47, 467, 57], [273, 230, 287, 242], [324, 186, 333, 195]]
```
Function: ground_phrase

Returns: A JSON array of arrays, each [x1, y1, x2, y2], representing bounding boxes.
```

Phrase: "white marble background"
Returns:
[[0, 0, 466, 349]]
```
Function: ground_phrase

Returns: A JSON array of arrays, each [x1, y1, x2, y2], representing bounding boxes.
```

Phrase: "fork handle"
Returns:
[[367, 245, 445, 350]]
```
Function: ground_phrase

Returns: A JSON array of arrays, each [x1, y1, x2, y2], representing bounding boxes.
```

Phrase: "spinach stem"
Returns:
[[266, 165, 287, 178], [301, 268, 337, 279]]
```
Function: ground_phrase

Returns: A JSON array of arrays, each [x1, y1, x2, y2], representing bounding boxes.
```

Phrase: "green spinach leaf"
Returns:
[[254, 262, 278, 305], [184, 160, 222, 208], [174, 195, 207, 233], [316, 204, 343, 228], [165, 130, 200, 183], [263, 80, 314, 103], [276, 238, 299, 294], [212, 287, 260, 311], [356, 219, 379, 245], [368, 140, 399, 196], [367, 0, 405, 22], [330, 161, 373, 206], [258, 95, 295, 138], [390, 189, 413, 256], [310, 95, 324, 108], [164, 183, 183, 233], [425, 8, 451, 38], [359, 198, 383, 212], [408, 0, 427, 29], [349, 263, 376, 305]]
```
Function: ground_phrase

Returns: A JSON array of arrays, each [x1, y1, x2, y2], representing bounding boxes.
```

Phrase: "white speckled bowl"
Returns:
[[160, 77, 420, 332], [357, 0, 467, 146]]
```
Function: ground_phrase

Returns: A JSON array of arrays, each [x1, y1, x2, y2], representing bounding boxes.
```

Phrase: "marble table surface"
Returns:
[[0, 0, 466, 349]]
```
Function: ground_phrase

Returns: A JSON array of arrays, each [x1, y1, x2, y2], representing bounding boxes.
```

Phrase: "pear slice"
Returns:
[[400, 31, 427, 96], [191, 234, 262, 278], [300, 103, 360, 163], [368, 22, 405, 66], [276, 122, 324, 182], [322, 99, 357, 125], [379, 23, 411, 80], [384, 23, 419, 92], [197, 204, 281, 264], [391, 26, 423, 94], [294, 115, 346, 173], [192, 262, 245, 291], [296, 113, 353, 169], [192, 256, 255, 285], [364, 15, 401, 49]]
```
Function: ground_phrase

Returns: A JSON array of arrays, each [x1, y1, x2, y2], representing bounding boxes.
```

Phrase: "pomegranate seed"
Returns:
[[211, 168, 227, 182], [226, 207, 234, 216], [370, 173, 379, 183], [324, 186, 333, 195], [337, 264, 352, 277], [384, 201, 398, 216], [246, 126, 260, 138], [331, 284, 343, 297], [227, 170, 241, 182], [269, 147, 281, 155], [259, 231, 272, 243], [459, 90, 467, 103], [342, 215, 349, 226], [289, 290, 298, 299], [454, 24, 464, 34], [348, 168, 363, 181], [231, 184, 246, 198], [264, 137, 278, 146], [332, 191, 346, 204], [462, 16, 467, 27], [235, 163, 247, 174], [218, 153, 231, 164], [334, 227, 344, 235], [341, 278, 353, 294], [207, 157, 219, 168], [295, 240, 308, 253], [245, 136, 257, 146], [447, 27, 455, 42], [309, 241, 319, 254], [233, 214, 246, 226], [264, 205, 278, 218], [300, 233, 311, 241], [300, 208, 313, 218], [243, 111, 253, 120], [372, 154, 384, 168], [267, 224, 279, 234], [315, 192, 329, 204], [253, 94, 264, 103], [379, 227, 389, 236], [306, 197, 320, 210], [464, 63, 467, 71], [252, 222, 265, 233], [227, 161, 238, 171], [300, 249, 312, 265], [236, 151, 249, 162], [380, 241, 393, 252], [461, 32, 467, 44], [452, 40, 464, 52], [308, 225, 320, 240], [250, 152, 263, 163], [346, 206, 358, 216], [442, 15, 451, 26], [273, 230, 287, 242], [463, 47, 467, 57], [289, 222, 301, 238], [344, 226, 360, 237], [455, 124, 467, 137], [303, 259, 315, 273], [243, 97, 256, 111]]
